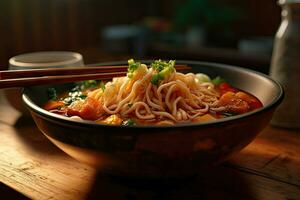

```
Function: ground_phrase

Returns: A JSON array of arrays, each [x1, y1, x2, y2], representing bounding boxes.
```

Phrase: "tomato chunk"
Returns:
[[235, 91, 262, 110], [218, 82, 236, 95], [219, 91, 249, 114]]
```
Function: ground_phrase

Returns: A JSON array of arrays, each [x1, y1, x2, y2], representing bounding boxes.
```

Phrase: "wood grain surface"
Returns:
[[0, 91, 300, 200]]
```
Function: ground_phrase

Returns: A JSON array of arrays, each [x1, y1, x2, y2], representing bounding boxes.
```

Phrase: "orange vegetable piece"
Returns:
[[235, 91, 262, 110], [219, 91, 250, 114], [44, 100, 65, 111], [192, 114, 216, 123], [67, 97, 104, 120], [218, 91, 235, 104], [96, 114, 122, 125]]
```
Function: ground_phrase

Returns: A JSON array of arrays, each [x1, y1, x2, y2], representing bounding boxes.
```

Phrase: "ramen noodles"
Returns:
[[44, 59, 262, 126]]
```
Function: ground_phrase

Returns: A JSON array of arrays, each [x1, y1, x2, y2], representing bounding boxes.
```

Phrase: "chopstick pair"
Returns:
[[0, 64, 190, 89]]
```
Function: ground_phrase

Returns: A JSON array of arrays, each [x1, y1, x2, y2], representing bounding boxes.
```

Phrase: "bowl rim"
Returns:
[[9, 51, 83, 68], [22, 60, 284, 130]]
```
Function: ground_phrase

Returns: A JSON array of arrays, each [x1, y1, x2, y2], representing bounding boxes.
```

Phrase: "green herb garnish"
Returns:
[[151, 74, 164, 85], [127, 59, 141, 78], [151, 60, 166, 72], [100, 81, 106, 91], [74, 80, 98, 91], [122, 119, 136, 126], [63, 91, 86, 105], [47, 88, 57, 100], [150, 60, 176, 85], [212, 76, 226, 85]]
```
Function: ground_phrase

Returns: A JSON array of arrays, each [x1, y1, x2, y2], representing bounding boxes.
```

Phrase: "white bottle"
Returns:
[[270, 0, 300, 128]]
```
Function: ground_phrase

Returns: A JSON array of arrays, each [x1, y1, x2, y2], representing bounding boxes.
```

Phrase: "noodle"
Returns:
[[98, 66, 220, 123], [46, 59, 263, 125]]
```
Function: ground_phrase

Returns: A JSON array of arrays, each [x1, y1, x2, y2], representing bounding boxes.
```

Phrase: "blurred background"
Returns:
[[0, 0, 280, 73]]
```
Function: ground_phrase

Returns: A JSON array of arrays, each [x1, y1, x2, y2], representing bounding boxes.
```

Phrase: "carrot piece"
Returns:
[[44, 100, 65, 111], [96, 114, 122, 125], [67, 97, 103, 120], [192, 114, 216, 123]]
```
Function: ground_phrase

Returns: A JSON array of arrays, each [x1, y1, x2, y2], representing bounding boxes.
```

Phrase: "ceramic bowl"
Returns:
[[22, 61, 284, 178]]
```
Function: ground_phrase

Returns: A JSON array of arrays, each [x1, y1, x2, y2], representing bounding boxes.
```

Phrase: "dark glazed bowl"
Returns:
[[23, 61, 284, 178]]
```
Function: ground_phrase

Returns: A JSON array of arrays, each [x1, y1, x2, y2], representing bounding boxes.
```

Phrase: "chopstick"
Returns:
[[0, 64, 190, 89], [0, 72, 127, 89]]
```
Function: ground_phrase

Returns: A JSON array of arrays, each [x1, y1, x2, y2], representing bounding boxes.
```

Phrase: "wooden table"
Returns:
[[0, 91, 300, 200]]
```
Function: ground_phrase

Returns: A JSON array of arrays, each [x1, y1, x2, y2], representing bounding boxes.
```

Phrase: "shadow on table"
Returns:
[[0, 183, 30, 200], [11, 115, 63, 156], [13, 114, 35, 127], [86, 165, 254, 200]]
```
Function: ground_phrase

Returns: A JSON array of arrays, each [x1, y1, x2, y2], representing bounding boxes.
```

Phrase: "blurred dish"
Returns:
[[5, 51, 84, 116]]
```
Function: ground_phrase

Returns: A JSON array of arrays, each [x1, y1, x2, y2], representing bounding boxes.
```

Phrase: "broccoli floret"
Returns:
[[151, 60, 176, 85]]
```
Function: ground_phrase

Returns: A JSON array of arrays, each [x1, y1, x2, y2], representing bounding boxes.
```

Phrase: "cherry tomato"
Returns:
[[218, 83, 236, 94]]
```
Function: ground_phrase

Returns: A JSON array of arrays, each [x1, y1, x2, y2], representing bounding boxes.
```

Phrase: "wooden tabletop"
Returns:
[[0, 91, 300, 200]]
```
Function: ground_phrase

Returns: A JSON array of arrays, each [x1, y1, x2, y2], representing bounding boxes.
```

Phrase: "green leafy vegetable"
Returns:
[[122, 119, 136, 126], [47, 88, 57, 100], [212, 76, 226, 85]]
